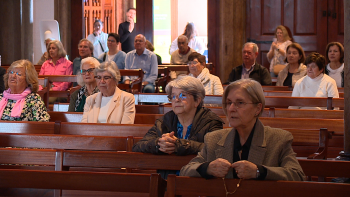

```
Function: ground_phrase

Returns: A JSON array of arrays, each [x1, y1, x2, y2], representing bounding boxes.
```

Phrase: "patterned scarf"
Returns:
[[0, 87, 31, 118], [74, 86, 99, 111]]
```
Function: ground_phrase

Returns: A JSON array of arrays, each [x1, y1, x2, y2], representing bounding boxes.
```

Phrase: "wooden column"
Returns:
[[71, 1, 84, 61], [21, 0, 33, 62], [54, 0, 71, 60], [339, 0, 350, 160], [209, 0, 245, 83], [136, 0, 153, 43]]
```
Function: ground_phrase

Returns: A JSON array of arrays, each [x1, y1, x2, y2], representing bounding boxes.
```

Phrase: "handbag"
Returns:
[[273, 64, 286, 75]]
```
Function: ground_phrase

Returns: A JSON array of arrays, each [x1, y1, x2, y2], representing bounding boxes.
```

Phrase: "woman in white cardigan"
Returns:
[[81, 61, 135, 123], [187, 52, 223, 95], [290, 52, 339, 110]]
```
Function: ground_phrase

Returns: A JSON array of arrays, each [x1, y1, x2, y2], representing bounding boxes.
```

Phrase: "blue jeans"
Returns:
[[143, 84, 155, 93]]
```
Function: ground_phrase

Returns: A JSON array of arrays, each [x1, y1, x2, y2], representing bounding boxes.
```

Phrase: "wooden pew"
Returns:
[[264, 91, 344, 98], [119, 69, 144, 93], [166, 175, 350, 197], [37, 77, 50, 109], [49, 111, 83, 122], [39, 75, 77, 102], [0, 121, 57, 134], [0, 169, 166, 197], [0, 133, 134, 151], [263, 107, 344, 119], [2, 64, 42, 73]]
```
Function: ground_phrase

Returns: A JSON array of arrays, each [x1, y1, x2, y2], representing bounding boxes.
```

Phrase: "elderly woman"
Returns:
[[276, 43, 307, 86], [68, 57, 100, 112], [169, 22, 206, 55], [325, 42, 344, 87], [180, 79, 304, 181], [290, 52, 339, 109], [0, 60, 50, 121], [266, 25, 292, 77], [98, 33, 126, 70], [188, 52, 223, 95], [81, 61, 135, 123], [133, 75, 224, 178], [39, 40, 73, 103], [87, 19, 109, 58]]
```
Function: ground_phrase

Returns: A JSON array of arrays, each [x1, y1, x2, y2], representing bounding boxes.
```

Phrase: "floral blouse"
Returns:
[[0, 93, 50, 122]]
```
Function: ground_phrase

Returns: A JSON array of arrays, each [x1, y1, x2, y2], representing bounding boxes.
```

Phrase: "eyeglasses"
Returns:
[[81, 68, 95, 75], [187, 61, 199, 66], [169, 93, 187, 102], [222, 178, 242, 197], [94, 76, 113, 81], [225, 101, 257, 109], [107, 39, 116, 43], [306, 64, 318, 69], [9, 71, 24, 77]]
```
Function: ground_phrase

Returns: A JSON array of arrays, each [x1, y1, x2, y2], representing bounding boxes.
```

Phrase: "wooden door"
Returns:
[[84, 0, 115, 37], [246, 0, 343, 70]]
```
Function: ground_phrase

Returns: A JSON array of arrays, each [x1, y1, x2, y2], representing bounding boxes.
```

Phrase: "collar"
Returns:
[[242, 63, 255, 72], [179, 47, 191, 55], [49, 57, 65, 65], [133, 48, 149, 56]]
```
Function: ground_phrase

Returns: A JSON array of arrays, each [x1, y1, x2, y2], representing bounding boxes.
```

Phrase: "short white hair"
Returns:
[[77, 57, 100, 86], [94, 61, 121, 82], [165, 75, 205, 107], [243, 42, 259, 53]]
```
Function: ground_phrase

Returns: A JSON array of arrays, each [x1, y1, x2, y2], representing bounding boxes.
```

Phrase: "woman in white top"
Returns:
[[290, 52, 339, 110], [81, 61, 135, 123], [87, 20, 109, 59], [187, 52, 223, 95], [325, 42, 344, 87], [266, 25, 292, 77], [169, 22, 206, 55]]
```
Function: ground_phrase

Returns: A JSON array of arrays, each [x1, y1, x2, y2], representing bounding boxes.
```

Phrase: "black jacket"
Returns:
[[226, 63, 272, 85], [132, 107, 224, 155], [118, 21, 138, 53]]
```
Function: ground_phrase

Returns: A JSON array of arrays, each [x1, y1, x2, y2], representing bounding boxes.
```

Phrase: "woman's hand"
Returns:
[[232, 160, 258, 179], [271, 42, 278, 50], [158, 131, 178, 154], [207, 158, 232, 178]]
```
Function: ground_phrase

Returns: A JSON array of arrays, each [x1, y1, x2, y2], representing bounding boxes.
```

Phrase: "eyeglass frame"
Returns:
[[9, 70, 25, 77], [168, 92, 188, 102], [187, 60, 200, 66], [94, 75, 113, 81], [225, 101, 258, 109], [80, 68, 95, 75]]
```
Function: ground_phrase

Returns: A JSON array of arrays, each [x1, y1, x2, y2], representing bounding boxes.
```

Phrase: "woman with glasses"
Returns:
[[68, 57, 100, 112], [290, 52, 339, 109], [81, 61, 135, 123], [0, 60, 50, 121], [133, 75, 224, 179], [98, 33, 126, 70], [188, 52, 223, 95], [180, 78, 304, 181]]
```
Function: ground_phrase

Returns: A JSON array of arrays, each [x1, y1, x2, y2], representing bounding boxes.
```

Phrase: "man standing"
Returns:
[[227, 42, 272, 85], [125, 34, 158, 93], [118, 8, 137, 53], [170, 35, 196, 65], [87, 20, 108, 58]]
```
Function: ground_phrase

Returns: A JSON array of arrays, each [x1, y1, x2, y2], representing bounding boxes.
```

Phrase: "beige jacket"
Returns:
[[180, 119, 305, 181], [276, 63, 307, 86], [81, 87, 135, 124], [190, 68, 223, 95]]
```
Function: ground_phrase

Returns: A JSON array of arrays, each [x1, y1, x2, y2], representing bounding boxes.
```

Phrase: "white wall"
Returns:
[[33, 0, 54, 64], [177, 0, 207, 46]]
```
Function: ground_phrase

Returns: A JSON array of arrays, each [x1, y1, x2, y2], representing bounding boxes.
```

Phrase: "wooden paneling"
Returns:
[[261, 0, 282, 35], [295, 0, 316, 35], [71, 1, 84, 61], [136, 0, 154, 43], [207, 0, 219, 76]]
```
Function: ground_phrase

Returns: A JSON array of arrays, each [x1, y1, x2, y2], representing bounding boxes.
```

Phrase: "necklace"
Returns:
[[222, 178, 242, 196]]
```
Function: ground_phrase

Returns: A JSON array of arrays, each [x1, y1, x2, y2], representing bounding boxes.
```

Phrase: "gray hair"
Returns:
[[165, 75, 205, 108], [222, 78, 265, 117], [78, 38, 94, 54], [47, 40, 67, 59], [77, 57, 100, 86], [178, 35, 189, 43], [94, 61, 121, 82], [243, 42, 259, 53]]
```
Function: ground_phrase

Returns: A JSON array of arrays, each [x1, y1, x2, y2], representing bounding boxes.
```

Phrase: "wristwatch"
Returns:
[[256, 168, 260, 179], [277, 48, 280, 52]]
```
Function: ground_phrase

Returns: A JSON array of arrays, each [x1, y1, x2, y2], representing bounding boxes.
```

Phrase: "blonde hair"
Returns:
[[47, 40, 67, 59], [275, 25, 291, 42], [4, 60, 39, 93]]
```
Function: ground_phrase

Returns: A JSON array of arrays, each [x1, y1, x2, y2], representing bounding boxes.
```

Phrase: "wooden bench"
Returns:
[[0, 169, 165, 197], [119, 69, 144, 93], [166, 174, 350, 197], [0, 121, 57, 134], [2, 64, 42, 73], [264, 91, 344, 98], [263, 107, 344, 119], [37, 77, 50, 109], [39, 75, 77, 103]]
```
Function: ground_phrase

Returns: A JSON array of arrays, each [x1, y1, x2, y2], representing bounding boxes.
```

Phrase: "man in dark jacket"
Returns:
[[118, 8, 137, 53], [227, 42, 272, 85]]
